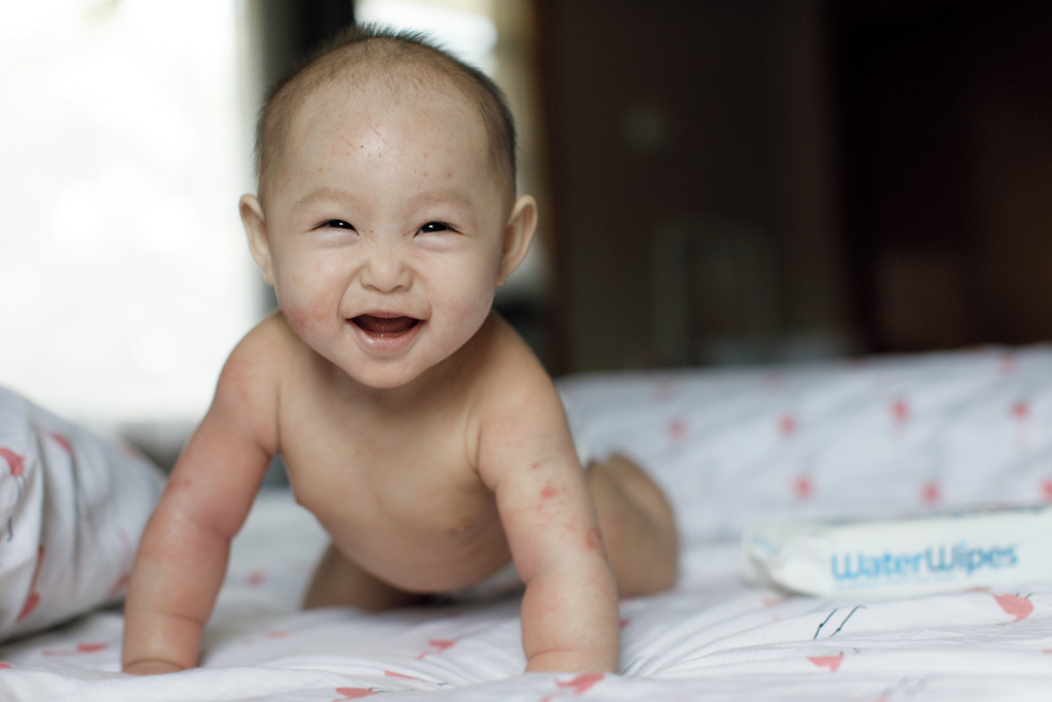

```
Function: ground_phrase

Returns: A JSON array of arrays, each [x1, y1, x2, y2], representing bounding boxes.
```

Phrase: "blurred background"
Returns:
[[1, 0, 1050, 468]]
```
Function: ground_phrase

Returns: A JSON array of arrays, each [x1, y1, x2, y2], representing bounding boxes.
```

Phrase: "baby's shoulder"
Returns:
[[471, 315, 561, 414], [217, 313, 296, 394], [202, 314, 293, 455]]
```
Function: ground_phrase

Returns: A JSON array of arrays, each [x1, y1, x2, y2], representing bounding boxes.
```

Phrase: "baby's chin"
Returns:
[[332, 353, 443, 392]]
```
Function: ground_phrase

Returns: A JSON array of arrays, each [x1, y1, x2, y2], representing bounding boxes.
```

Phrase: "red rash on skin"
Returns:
[[166, 477, 193, 495], [540, 485, 556, 499], [585, 528, 602, 551], [281, 305, 310, 332], [283, 304, 328, 331]]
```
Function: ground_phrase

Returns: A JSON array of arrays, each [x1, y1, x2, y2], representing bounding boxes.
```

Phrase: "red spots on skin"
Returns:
[[994, 593, 1033, 622], [283, 303, 329, 332], [281, 305, 310, 332], [808, 653, 844, 672], [584, 528, 602, 551], [541, 485, 557, 499], [0, 447, 25, 477], [166, 477, 194, 495]]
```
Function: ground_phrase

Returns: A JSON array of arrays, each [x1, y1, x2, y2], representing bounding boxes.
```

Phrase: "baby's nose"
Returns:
[[360, 247, 412, 293]]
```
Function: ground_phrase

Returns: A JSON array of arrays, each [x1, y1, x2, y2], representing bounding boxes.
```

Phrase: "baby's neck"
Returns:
[[326, 341, 480, 414]]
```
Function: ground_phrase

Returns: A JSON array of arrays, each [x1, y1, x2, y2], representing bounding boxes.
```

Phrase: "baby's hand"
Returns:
[[123, 659, 185, 676]]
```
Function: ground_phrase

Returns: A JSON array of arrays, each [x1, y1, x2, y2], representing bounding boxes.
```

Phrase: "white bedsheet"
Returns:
[[4, 346, 1052, 700], [2, 492, 1051, 701]]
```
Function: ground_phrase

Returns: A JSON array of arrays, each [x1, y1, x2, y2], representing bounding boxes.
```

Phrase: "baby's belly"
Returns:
[[305, 493, 513, 593]]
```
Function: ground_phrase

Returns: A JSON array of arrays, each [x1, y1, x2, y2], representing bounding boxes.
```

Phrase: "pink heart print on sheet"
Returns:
[[994, 593, 1033, 622], [540, 673, 605, 702], [16, 547, 44, 622]]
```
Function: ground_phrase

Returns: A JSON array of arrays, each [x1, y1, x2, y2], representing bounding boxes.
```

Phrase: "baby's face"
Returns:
[[258, 79, 513, 389]]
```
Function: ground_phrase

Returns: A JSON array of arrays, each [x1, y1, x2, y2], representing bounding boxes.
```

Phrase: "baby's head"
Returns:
[[240, 25, 537, 389], [255, 25, 517, 210]]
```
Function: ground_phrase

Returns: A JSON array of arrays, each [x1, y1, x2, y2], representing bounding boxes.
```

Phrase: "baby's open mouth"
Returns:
[[351, 314, 421, 338]]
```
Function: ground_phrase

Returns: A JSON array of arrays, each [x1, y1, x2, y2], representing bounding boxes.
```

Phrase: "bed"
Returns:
[[3, 345, 1052, 701]]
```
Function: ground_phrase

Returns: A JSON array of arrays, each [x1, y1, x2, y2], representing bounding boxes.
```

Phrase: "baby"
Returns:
[[122, 25, 678, 676]]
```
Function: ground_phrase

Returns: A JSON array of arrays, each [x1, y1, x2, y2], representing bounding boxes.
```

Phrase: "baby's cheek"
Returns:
[[279, 300, 311, 334], [279, 298, 330, 338]]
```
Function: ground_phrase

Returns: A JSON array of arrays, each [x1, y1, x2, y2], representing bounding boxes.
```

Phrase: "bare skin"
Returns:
[[304, 452, 679, 610], [122, 48, 679, 677]]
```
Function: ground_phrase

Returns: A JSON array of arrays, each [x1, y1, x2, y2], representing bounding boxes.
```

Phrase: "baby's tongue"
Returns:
[[354, 315, 417, 336]]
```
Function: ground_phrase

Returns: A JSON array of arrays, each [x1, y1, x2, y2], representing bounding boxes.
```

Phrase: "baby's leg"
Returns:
[[304, 543, 427, 611], [587, 453, 679, 596]]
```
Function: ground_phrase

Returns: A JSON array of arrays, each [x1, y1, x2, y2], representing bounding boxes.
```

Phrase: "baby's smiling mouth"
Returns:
[[350, 314, 421, 338]]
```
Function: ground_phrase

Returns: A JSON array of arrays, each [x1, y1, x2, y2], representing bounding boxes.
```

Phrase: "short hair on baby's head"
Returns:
[[255, 23, 517, 204]]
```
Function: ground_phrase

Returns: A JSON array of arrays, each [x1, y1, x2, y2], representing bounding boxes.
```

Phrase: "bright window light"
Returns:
[[0, 0, 257, 427], [354, 0, 498, 73]]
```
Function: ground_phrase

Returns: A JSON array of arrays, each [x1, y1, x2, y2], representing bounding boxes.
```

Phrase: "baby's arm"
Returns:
[[122, 336, 278, 674], [478, 381, 620, 673]]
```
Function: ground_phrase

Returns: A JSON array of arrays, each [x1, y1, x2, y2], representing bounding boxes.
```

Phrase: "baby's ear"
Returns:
[[240, 194, 275, 286], [497, 195, 538, 286]]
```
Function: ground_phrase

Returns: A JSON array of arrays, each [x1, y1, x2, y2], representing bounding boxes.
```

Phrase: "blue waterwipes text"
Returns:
[[831, 543, 1018, 582]]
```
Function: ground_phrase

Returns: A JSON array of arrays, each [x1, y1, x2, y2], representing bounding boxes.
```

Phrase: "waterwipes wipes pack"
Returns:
[[743, 505, 1052, 598]]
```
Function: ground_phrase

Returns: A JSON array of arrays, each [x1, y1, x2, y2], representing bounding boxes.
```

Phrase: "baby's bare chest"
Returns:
[[277, 392, 497, 546]]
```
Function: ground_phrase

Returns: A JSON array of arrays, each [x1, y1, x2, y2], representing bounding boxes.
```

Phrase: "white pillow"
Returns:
[[0, 387, 164, 641]]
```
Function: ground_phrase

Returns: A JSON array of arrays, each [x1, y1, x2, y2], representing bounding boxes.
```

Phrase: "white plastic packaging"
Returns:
[[744, 505, 1052, 598]]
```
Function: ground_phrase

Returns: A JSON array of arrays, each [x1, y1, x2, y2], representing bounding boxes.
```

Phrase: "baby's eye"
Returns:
[[323, 219, 355, 230], [419, 221, 451, 234]]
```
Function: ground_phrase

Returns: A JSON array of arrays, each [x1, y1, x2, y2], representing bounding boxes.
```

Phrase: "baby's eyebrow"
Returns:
[[408, 187, 477, 214], [292, 187, 361, 211]]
